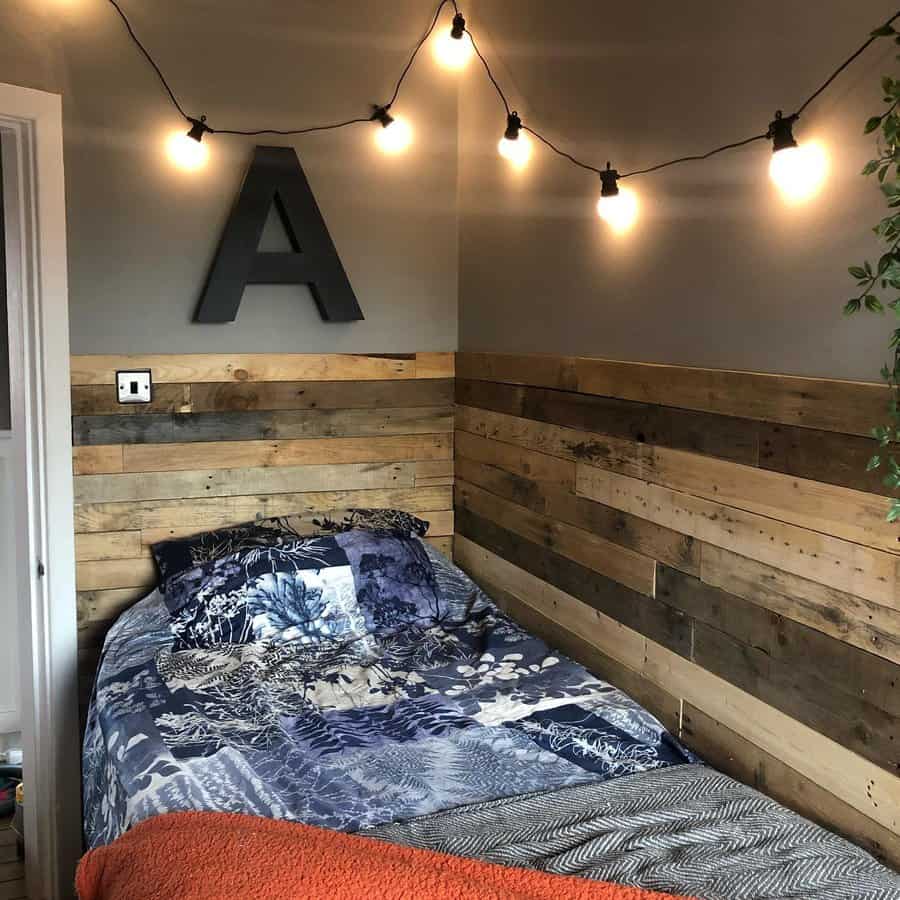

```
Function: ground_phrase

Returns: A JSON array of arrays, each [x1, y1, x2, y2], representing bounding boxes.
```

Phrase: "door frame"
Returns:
[[0, 82, 79, 900]]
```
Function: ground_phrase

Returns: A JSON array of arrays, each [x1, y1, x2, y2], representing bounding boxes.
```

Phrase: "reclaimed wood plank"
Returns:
[[121, 434, 452, 473], [76, 557, 157, 592], [455, 429, 575, 489], [455, 508, 690, 657], [456, 352, 577, 390], [454, 537, 900, 834], [73, 445, 123, 475], [71, 382, 192, 416], [190, 379, 454, 412], [75, 530, 142, 562], [77, 588, 149, 627], [700, 545, 900, 666], [426, 535, 453, 558], [414, 460, 455, 487], [645, 444, 899, 555], [456, 479, 656, 596], [73, 406, 454, 446], [74, 486, 453, 533], [681, 704, 900, 869], [413, 352, 455, 379], [457, 378, 759, 465], [576, 466, 899, 610], [71, 353, 425, 385], [759, 422, 888, 497], [455, 448, 699, 576], [74, 462, 414, 504], [456, 405, 645, 476]]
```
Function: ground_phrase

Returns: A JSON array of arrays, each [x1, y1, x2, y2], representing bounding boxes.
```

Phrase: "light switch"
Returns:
[[116, 369, 152, 404]]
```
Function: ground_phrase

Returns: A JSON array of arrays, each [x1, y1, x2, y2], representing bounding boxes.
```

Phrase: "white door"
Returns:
[[0, 84, 80, 900], [0, 127, 22, 746]]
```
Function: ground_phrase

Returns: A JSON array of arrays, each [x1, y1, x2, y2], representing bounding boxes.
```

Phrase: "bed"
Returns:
[[80, 511, 900, 899]]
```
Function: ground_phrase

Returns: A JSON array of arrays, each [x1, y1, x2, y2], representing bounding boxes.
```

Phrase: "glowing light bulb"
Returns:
[[596, 188, 639, 234], [595, 162, 638, 234], [374, 115, 413, 154], [769, 141, 829, 204], [432, 13, 473, 70], [497, 133, 533, 170], [166, 130, 209, 171]]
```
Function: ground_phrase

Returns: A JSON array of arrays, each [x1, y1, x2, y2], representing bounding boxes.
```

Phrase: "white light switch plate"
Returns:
[[116, 369, 152, 404]]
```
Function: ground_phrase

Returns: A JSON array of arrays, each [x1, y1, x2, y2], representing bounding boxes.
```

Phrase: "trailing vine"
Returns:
[[844, 23, 900, 522]]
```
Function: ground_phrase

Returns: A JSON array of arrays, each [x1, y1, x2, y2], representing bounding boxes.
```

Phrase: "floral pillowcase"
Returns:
[[163, 536, 372, 653]]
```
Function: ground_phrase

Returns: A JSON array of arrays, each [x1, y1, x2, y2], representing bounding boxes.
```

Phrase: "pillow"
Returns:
[[164, 536, 371, 652], [152, 509, 430, 589], [333, 529, 444, 632]]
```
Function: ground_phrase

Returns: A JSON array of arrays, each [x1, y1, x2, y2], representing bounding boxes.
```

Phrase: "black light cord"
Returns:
[[107, 0, 899, 180]]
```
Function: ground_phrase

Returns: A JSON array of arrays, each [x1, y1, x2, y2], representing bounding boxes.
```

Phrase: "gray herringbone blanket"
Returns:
[[370, 764, 900, 900]]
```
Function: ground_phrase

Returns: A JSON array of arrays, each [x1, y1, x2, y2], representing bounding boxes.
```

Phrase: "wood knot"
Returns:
[[233, 368, 249, 382]]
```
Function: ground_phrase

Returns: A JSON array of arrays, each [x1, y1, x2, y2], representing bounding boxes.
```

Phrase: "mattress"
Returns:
[[82, 542, 694, 849]]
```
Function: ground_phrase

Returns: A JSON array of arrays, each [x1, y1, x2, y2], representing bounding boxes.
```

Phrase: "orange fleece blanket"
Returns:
[[76, 812, 695, 900]]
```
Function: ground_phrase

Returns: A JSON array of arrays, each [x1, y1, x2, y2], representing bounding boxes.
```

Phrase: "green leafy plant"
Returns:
[[844, 23, 900, 523]]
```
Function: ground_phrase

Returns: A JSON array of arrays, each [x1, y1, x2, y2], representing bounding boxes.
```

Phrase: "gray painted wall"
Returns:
[[0, 0, 458, 354], [457, 0, 897, 381]]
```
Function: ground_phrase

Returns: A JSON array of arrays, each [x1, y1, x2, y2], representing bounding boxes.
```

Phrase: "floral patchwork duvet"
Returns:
[[83, 530, 694, 850]]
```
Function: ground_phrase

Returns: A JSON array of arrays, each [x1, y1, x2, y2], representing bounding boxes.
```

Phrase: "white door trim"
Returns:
[[0, 82, 79, 900]]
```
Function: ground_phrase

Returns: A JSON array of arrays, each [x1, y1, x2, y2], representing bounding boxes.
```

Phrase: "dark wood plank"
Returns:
[[455, 507, 692, 659], [457, 379, 759, 465], [760, 422, 889, 497], [455, 452, 700, 576], [0, 860, 24, 885], [73, 406, 454, 446], [0, 881, 27, 900], [656, 564, 900, 719], [681, 703, 900, 869], [192, 378, 454, 412], [489, 585, 681, 735]]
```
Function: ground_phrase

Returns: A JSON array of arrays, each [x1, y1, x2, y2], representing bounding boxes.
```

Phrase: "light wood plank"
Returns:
[[121, 434, 452, 473], [456, 479, 656, 596], [413, 352, 455, 379], [74, 462, 415, 504], [456, 352, 578, 390], [75, 531, 142, 562], [73, 445, 123, 475], [454, 536, 900, 834], [77, 587, 149, 626], [646, 444, 898, 554], [701, 545, 900, 667], [426, 535, 453, 557], [76, 557, 157, 592], [71, 383, 191, 416], [74, 486, 453, 533], [414, 460, 455, 487], [71, 353, 427, 385], [576, 466, 899, 610], [456, 429, 575, 488]]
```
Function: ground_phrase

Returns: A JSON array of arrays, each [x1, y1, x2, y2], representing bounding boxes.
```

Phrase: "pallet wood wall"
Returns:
[[71, 352, 455, 713], [453, 351, 900, 868]]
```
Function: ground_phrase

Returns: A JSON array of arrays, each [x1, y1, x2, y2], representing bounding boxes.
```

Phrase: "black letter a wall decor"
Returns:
[[194, 145, 363, 323]]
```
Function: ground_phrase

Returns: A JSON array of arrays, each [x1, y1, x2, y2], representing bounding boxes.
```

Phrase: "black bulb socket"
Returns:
[[450, 12, 466, 39], [768, 110, 799, 153], [371, 105, 395, 129], [186, 115, 211, 143], [600, 161, 620, 197], [504, 111, 523, 141]]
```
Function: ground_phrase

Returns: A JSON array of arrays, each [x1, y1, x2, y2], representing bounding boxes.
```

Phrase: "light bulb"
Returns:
[[166, 130, 209, 171], [769, 141, 829, 204], [374, 115, 413, 155], [432, 13, 473, 70], [497, 132, 533, 170], [596, 188, 639, 235]]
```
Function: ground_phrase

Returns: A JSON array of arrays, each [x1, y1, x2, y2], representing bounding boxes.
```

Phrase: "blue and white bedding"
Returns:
[[83, 531, 695, 850]]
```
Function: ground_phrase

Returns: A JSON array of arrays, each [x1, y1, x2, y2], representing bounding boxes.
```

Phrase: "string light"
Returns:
[[371, 105, 413, 155], [433, 12, 473, 70], [596, 163, 639, 234], [767, 110, 829, 203], [106, 0, 899, 228], [497, 112, 532, 170], [166, 116, 211, 171]]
